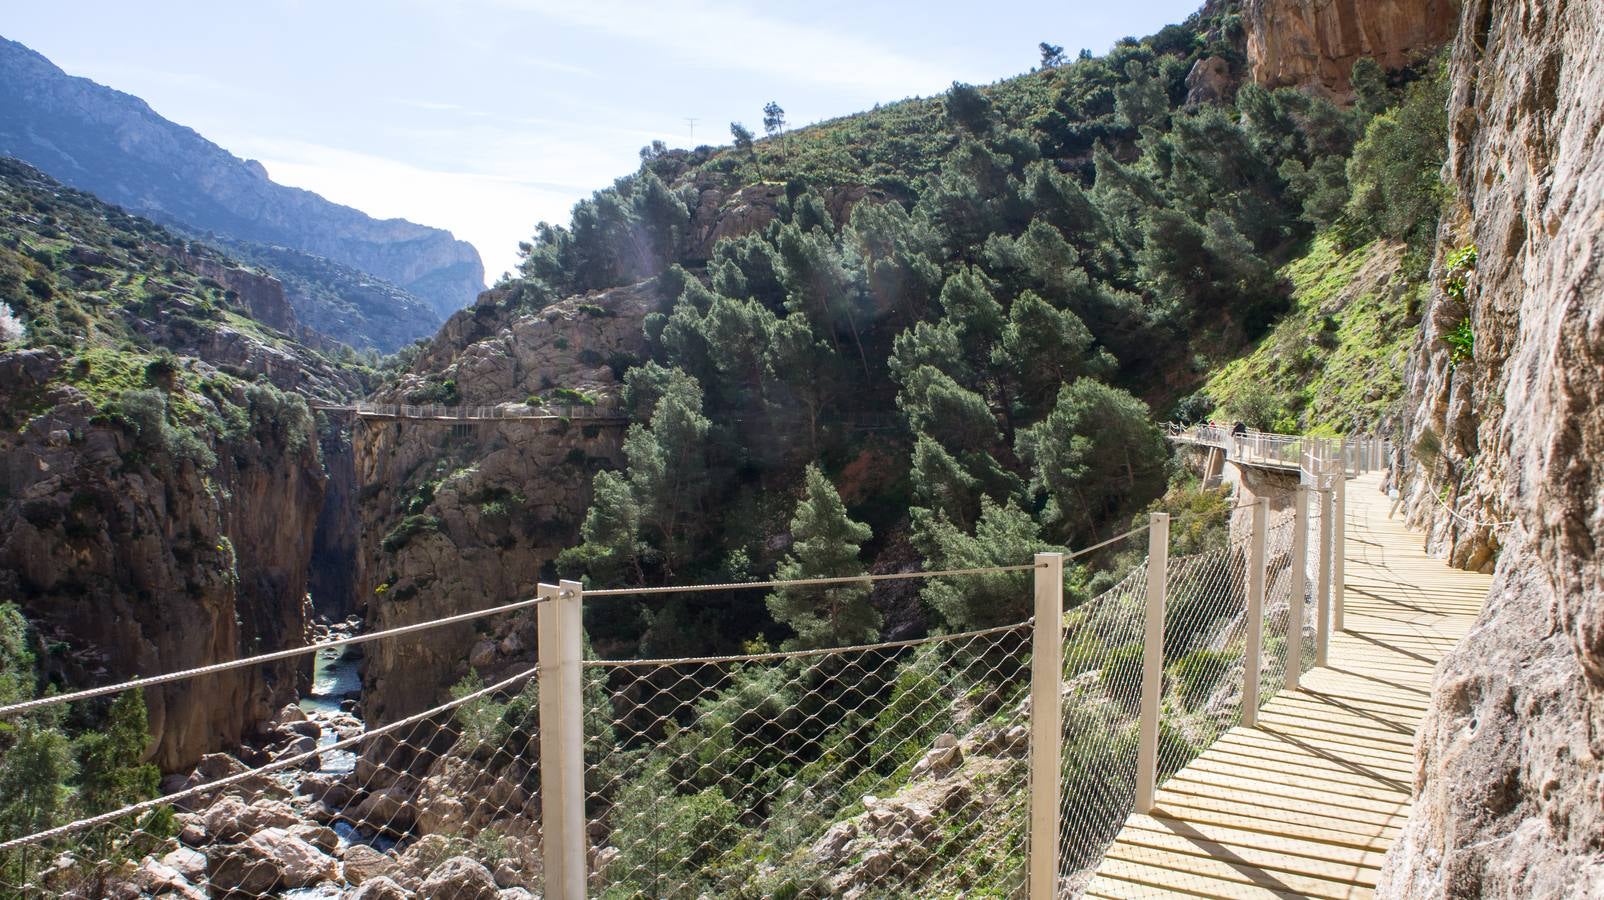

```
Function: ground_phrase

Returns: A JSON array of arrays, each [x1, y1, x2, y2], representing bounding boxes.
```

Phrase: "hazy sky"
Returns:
[[6, 0, 1199, 280]]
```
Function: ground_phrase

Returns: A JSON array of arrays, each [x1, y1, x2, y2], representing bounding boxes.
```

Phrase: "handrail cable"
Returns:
[[0, 594, 551, 719], [587, 620, 1031, 668], [0, 662, 539, 854]]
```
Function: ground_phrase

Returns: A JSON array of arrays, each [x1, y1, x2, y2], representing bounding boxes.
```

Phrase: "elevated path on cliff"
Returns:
[[310, 401, 629, 424], [1082, 470, 1493, 899]]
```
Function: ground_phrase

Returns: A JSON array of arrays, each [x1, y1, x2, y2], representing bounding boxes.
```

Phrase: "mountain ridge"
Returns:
[[0, 35, 480, 346]]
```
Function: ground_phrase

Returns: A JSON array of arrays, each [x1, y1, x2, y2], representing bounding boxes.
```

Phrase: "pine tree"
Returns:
[[767, 465, 877, 649], [75, 689, 159, 816]]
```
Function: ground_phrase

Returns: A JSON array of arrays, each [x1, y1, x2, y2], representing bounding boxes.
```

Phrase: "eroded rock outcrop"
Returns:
[[355, 284, 651, 725], [0, 350, 325, 770], [1243, 0, 1460, 98], [1378, 0, 1604, 894]]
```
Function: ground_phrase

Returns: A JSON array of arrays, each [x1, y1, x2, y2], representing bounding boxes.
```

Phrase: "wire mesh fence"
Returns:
[[0, 473, 1347, 899], [0, 662, 546, 898], [581, 623, 1034, 898]]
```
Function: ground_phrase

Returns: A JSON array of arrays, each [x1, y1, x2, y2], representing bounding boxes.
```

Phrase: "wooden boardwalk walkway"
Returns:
[[1083, 472, 1492, 898]]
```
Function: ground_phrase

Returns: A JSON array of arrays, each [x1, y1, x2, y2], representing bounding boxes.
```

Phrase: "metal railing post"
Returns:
[[1241, 499, 1268, 726], [539, 580, 587, 899], [1287, 485, 1309, 692], [1316, 470, 1334, 667], [1333, 465, 1346, 632], [1029, 553, 1064, 899], [1135, 513, 1169, 814]]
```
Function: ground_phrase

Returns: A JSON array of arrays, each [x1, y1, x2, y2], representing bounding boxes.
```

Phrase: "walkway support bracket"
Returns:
[[539, 580, 587, 900], [1242, 499, 1268, 726], [1029, 553, 1064, 898], [1135, 513, 1170, 814]]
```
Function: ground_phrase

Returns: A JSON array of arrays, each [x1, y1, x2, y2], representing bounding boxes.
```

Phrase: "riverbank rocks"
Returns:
[[350, 875, 412, 899], [340, 843, 395, 885], [419, 855, 500, 900]]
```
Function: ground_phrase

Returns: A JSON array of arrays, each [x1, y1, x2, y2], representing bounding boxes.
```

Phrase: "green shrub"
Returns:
[[1170, 648, 1237, 709], [380, 514, 440, 553], [551, 387, 597, 406], [1445, 317, 1474, 365]]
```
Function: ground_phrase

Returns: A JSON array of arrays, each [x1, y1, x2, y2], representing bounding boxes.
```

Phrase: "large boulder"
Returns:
[[340, 842, 396, 885], [201, 795, 301, 842], [242, 827, 339, 888], [350, 875, 414, 899], [418, 856, 500, 900]]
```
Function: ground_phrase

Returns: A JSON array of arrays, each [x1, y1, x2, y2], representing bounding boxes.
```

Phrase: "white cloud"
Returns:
[[486, 0, 960, 97]]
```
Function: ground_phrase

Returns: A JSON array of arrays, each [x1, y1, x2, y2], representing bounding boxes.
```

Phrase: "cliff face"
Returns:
[[1242, 0, 1460, 97], [0, 351, 324, 771], [355, 283, 654, 725], [1378, 0, 1604, 894], [0, 36, 481, 337]]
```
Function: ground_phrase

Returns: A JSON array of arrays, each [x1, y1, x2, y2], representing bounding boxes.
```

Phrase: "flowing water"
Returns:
[[299, 643, 361, 776]]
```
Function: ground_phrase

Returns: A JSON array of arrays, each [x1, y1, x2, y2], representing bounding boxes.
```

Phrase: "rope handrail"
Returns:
[[583, 563, 1040, 597], [586, 620, 1032, 667], [0, 662, 540, 854], [1422, 482, 1519, 531], [0, 532, 1151, 718], [0, 594, 551, 719]]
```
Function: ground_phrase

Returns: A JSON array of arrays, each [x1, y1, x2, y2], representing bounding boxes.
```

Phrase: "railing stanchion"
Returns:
[[1135, 512, 1170, 814], [1241, 499, 1268, 726], [1287, 485, 1309, 691], [1316, 467, 1334, 667], [1333, 462, 1346, 632], [1029, 552, 1064, 899], [539, 580, 588, 899]]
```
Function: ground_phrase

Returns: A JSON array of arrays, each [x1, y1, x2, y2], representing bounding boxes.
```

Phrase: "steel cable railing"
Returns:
[[0, 481, 1340, 899]]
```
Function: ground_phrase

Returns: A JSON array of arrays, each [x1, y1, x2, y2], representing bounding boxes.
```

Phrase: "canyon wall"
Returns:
[[1378, 0, 1604, 894], [0, 350, 325, 771], [354, 282, 656, 725], [1243, 0, 1460, 97]]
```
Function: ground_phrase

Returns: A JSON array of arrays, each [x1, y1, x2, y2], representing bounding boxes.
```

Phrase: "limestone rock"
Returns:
[[1379, 0, 1604, 895], [340, 843, 395, 885], [1241, 0, 1458, 99], [1185, 56, 1237, 105], [418, 855, 500, 900], [242, 827, 339, 887], [350, 875, 414, 899], [201, 795, 301, 842]]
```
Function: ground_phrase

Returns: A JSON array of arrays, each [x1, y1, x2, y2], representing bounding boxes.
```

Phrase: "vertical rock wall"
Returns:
[[1378, 0, 1604, 894], [1243, 0, 1460, 97]]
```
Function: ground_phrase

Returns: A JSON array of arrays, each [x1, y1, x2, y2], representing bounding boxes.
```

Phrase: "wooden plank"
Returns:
[[1101, 842, 1375, 899], [1147, 796, 1401, 848], [1154, 782, 1409, 830], [1083, 471, 1490, 900], [1119, 814, 1391, 870]]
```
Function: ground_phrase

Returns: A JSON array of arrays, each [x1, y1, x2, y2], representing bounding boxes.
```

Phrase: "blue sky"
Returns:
[[6, 0, 1199, 279]]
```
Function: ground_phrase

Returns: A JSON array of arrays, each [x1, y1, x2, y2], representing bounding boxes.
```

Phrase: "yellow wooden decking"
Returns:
[[1083, 472, 1492, 899]]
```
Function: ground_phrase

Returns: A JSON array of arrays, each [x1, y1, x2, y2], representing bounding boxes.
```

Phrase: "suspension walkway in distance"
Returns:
[[1082, 471, 1492, 898]]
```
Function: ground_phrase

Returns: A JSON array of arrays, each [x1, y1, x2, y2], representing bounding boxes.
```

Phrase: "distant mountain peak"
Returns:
[[0, 34, 484, 347]]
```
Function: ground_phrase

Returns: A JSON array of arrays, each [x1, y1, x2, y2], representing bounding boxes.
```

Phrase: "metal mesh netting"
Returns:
[[1055, 506, 1310, 895], [0, 662, 547, 898], [582, 624, 1034, 898], [1056, 563, 1148, 888], [1252, 512, 1301, 703]]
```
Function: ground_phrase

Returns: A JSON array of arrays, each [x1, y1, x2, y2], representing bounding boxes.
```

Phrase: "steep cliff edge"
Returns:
[[1378, 0, 1604, 894], [354, 282, 655, 726], [1242, 0, 1459, 97], [0, 158, 362, 770]]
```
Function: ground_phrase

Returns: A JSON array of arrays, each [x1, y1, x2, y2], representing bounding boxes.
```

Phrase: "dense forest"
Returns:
[[452, 12, 1454, 657]]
